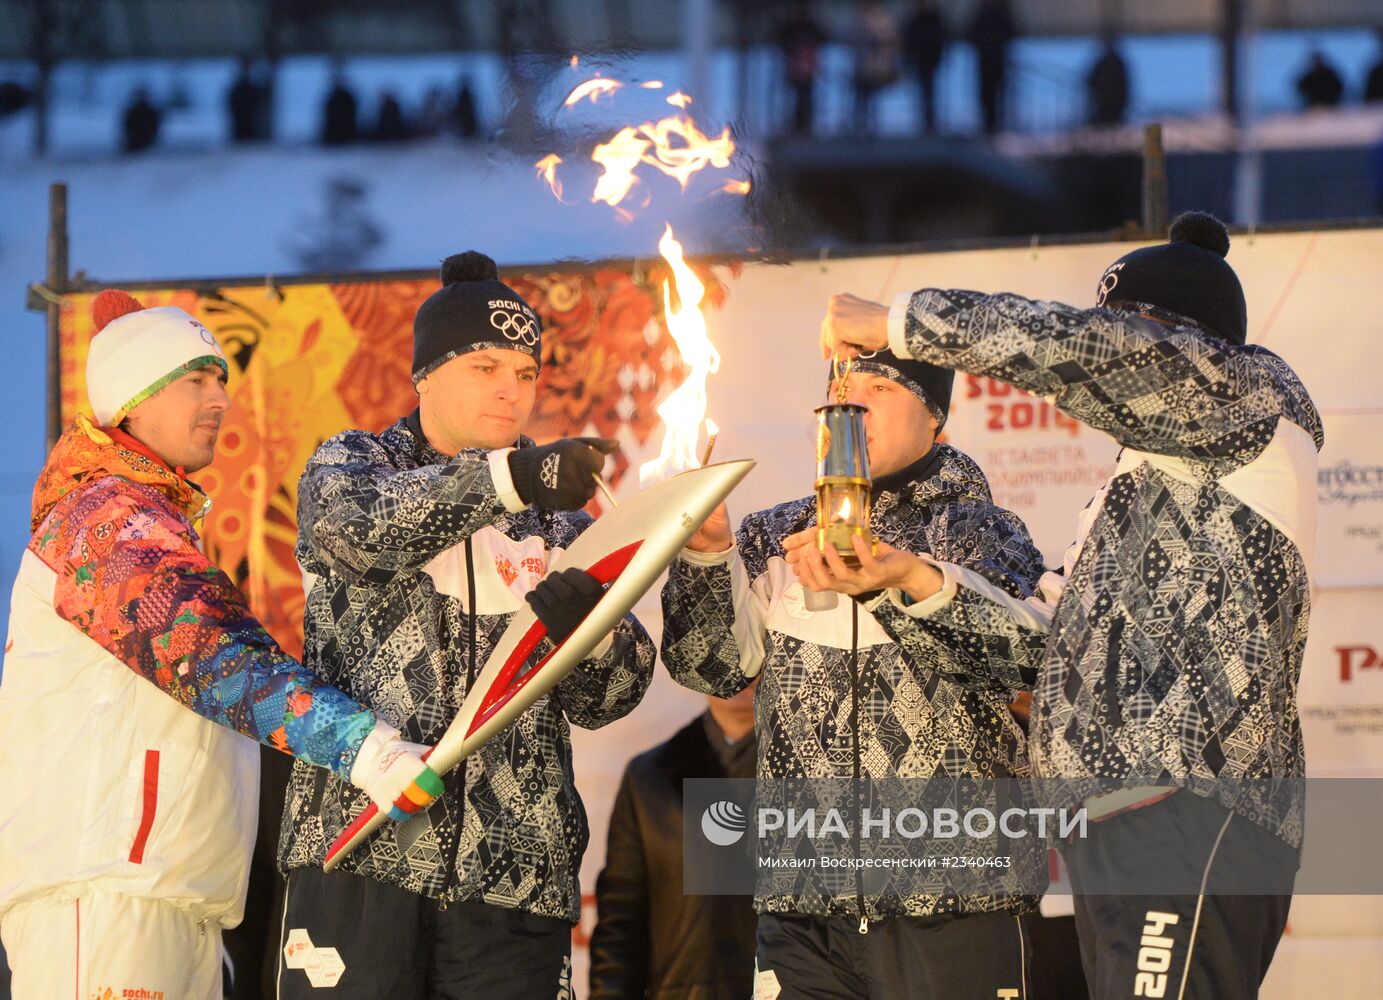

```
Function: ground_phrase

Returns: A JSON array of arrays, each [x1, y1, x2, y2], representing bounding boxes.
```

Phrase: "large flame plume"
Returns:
[[639, 225, 720, 485], [535, 72, 747, 483]]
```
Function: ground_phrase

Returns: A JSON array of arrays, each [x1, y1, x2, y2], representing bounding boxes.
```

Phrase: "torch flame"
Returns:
[[541, 75, 746, 212], [588, 114, 735, 207], [534, 154, 564, 200], [639, 226, 721, 485], [638, 116, 734, 190], [564, 77, 623, 106], [591, 127, 653, 207], [533, 74, 741, 485]]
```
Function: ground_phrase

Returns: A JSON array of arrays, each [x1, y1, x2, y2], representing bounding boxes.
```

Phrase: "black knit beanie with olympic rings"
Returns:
[[1095, 212, 1247, 346], [412, 251, 543, 384]]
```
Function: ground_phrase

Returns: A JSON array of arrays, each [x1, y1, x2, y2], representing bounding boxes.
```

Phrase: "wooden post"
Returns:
[[46, 182, 69, 449], [1141, 123, 1168, 238]]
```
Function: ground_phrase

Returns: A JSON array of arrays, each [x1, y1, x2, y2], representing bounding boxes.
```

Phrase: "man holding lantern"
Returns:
[[661, 348, 1047, 998], [812, 213, 1318, 999]]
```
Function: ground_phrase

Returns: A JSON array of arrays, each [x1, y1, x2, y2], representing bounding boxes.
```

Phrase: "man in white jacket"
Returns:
[[0, 290, 443, 999]]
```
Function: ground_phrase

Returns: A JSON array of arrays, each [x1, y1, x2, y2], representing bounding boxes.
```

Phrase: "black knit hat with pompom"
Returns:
[[1095, 212, 1248, 345], [412, 251, 543, 383]]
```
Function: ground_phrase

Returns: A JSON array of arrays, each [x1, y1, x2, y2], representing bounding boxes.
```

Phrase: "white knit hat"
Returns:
[[86, 290, 228, 426]]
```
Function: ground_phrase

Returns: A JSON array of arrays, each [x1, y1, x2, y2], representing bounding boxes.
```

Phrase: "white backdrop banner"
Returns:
[[568, 227, 1383, 989], [1315, 413, 1383, 588]]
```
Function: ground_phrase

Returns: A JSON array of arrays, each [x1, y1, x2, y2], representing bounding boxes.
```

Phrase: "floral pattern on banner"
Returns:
[[57, 263, 729, 655]]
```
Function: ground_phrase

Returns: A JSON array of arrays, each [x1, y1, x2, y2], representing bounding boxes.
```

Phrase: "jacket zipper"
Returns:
[[849, 600, 868, 934], [442, 534, 479, 908]]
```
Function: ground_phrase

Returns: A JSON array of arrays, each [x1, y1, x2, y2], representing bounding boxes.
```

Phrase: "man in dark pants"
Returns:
[[815, 212, 1318, 998], [589, 684, 759, 999], [276, 251, 656, 998], [968, 0, 1014, 134], [904, 0, 947, 134], [663, 349, 1047, 999]]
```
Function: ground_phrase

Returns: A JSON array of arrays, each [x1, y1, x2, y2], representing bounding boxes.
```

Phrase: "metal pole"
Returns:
[[32, 0, 53, 156], [683, 0, 712, 111], [1141, 123, 1168, 237], [46, 182, 69, 449], [1221, 0, 1243, 125], [1231, 2, 1261, 226]]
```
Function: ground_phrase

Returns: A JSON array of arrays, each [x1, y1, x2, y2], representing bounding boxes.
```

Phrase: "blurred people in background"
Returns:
[[853, 0, 902, 134], [779, 0, 826, 137], [227, 56, 272, 143], [320, 66, 359, 145], [417, 85, 450, 137], [454, 75, 480, 139], [969, 0, 1015, 135], [121, 87, 161, 153], [0, 78, 33, 119], [1364, 29, 1383, 103], [589, 684, 759, 1000], [1296, 49, 1345, 108], [1085, 34, 1130, 127], [373, 91, 409, 142], [904, 0, 947, 135]]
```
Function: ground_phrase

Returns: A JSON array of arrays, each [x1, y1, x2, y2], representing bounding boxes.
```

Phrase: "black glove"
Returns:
[[525, 568, 605, 643], [507, 437, 619, 511]]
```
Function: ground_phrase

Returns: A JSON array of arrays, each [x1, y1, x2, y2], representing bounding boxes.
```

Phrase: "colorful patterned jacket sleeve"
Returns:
[[659, 516, 770, 699], [297, 430, 511, 585], [36, 480, 378, 778], [868, 500, 1040, 697], [545, 510, 656, 729], [893, 290, 1294, 478]]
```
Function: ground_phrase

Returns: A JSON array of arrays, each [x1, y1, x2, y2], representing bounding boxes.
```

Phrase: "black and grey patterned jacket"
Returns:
[[278, 414, 655, 921], [662, 445, 1047, 921], [866, 289, 1322, 848]]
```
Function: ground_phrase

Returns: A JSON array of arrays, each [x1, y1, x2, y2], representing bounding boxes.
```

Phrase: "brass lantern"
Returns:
[[803, 397, 874, 612], [814, 402, 874, 566]]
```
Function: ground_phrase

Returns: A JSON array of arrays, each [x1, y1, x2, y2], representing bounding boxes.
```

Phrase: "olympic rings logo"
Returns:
[[490, 308, 540, 347], [1096, 263, 1124, 307]]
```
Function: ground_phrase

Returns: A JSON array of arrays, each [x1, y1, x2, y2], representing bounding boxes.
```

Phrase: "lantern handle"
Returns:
[[831, 353, 854, 404]]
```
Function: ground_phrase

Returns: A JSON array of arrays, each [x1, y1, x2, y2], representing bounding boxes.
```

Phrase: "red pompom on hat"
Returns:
[[91, 289, 146, 332], [85, 289, 228, 426]]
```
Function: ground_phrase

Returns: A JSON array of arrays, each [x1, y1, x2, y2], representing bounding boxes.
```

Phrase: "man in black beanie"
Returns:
[[662, 347, 1048, 998], [276, 252, 656, 998], [814, 213, 1322, 999]]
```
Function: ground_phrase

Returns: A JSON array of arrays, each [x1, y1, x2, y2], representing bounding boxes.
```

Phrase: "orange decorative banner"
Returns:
[[58, 264, 728, 656]]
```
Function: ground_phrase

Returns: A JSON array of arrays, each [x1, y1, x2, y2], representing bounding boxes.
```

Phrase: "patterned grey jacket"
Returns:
[[865, 289, 1322, 848], [662, 445, 1047, 921], [278, 414, 655, 921]]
